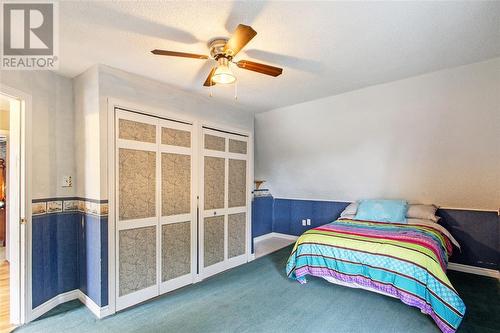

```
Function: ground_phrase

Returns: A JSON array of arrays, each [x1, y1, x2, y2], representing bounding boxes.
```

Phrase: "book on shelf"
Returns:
[[253, 189, 271, 197]]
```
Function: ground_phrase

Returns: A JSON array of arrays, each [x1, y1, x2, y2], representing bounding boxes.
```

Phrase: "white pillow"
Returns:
[[406, 204, 439, 222], [340, 202, 358, 217]]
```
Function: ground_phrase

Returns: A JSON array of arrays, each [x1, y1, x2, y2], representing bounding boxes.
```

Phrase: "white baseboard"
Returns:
[[76, 290, 109, 318], [448, 262, 499, 279], [253, 232, 298, 243], [30, 290, 80, 321], [30, 289, 109, 322]]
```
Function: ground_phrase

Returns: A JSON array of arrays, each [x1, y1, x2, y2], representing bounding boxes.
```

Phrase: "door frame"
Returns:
[[197, 123, 253, 280], [0, 84, 32, 325], [0, 131, 8, 258]]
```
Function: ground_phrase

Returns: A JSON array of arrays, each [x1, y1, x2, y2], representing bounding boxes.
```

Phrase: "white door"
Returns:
[[7, 98, 22, 323], [199, 127, 249, 278], [115, 109, 196, 310]]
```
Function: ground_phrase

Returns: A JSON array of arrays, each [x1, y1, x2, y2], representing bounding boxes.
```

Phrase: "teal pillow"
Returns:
[[354, 199, 408, 223]]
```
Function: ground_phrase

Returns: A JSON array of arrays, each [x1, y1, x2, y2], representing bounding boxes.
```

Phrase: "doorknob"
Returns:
[[213, 211, 216, 216]]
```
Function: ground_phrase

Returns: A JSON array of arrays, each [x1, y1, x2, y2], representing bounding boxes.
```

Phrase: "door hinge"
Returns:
[[20, 218, 27, 225]]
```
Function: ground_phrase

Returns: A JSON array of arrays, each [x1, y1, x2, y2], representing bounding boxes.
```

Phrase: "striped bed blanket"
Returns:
[[286, 219, 466, 333]]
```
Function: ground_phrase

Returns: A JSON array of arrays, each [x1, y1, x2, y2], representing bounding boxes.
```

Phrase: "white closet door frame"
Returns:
[[198, 126, 251, 279], [115, 110, 197, 311], [158, 118, 198, 295], [115, 110, 160, 311], [106, 98, 252, 316]]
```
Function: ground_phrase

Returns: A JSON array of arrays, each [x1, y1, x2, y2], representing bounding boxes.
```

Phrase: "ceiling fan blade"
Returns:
[[236, 60, 283, 77], [151, 49, 208, 59], [203, 67, 217, 86], [223, 24, 257, 57]]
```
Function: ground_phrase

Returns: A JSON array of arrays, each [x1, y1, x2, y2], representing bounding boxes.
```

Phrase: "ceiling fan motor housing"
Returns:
[[208, 38, 231, 60]]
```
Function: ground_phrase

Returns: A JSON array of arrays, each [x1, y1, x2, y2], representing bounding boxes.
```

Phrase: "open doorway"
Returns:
[[0, 97, 9, 332], [0, 86, 31, 329]]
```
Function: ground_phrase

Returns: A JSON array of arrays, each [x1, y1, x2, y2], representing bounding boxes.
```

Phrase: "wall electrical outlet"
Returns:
[[302, 219, 306, 226], [306, 218, 311, 226], [62, 175, 73, 188]]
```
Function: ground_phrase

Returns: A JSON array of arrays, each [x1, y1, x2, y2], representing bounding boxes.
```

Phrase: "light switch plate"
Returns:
[[62, 175, 72, 187], [302, 219, 306, 226], [306, 218, 311, 225]]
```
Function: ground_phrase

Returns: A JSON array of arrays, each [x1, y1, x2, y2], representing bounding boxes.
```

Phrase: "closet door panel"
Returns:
[[161, 222, 191, 281], [228, 213, 246, 258], [228, 139, 247, 154], [204, 216, 225, 267], [161, 127, 191, 147], [119, 148, 156, 221], [200, 128, 249, 277], [204, 156, 225, 210], [159, 121, 195, 293], [119, 119, 156, 143], [162, 153, 191, 216], [119, 226, 157, 296], [204, 134, 225, 151], [228, 159, 246, 208]]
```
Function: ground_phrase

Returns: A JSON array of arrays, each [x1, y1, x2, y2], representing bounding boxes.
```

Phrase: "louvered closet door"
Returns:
[[200, 128, 249, 278], [115, 110, 196, 311]]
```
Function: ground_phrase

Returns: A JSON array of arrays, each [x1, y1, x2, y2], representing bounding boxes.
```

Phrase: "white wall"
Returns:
[[0, 71, 75, 199], [255, 58, 500, 210], [73, 66, 101, 200], [98, 65, 254, 199]]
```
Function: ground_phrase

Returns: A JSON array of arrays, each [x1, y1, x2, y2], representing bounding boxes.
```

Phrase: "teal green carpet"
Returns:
[[15, 246, 499, 333]]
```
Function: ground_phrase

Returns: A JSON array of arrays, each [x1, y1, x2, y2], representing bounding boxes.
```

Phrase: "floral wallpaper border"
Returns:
[[32, 197, 109, 216]]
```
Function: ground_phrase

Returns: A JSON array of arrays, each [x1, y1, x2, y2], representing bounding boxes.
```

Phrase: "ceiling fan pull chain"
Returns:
[[209, 78, 213, 97], [234, 81, 238, 100]]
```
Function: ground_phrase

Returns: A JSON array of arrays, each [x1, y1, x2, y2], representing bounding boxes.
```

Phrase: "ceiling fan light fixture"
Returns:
[[212, 57, 236, 84]]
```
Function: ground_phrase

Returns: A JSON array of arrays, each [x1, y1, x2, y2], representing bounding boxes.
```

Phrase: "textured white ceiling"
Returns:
[[58, 1, 500, 112]]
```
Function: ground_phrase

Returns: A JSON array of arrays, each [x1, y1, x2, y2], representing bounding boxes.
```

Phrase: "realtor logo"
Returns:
[[1, 2, 59, 69]]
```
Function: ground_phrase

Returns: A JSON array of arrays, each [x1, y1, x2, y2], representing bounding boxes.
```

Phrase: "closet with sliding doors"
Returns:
[[114, 107, 250, 311]]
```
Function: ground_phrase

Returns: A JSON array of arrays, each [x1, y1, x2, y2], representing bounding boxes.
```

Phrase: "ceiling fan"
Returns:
[[151, 24, 283, 87]]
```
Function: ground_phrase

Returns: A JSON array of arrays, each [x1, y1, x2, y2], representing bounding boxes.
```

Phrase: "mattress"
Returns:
[[286, 218, 466, 333]]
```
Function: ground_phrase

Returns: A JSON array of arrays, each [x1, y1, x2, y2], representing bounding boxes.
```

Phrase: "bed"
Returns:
[[286, 202, 466, 333]]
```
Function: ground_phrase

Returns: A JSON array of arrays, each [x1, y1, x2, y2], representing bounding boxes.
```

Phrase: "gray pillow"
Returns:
[[406, 204, 439, 222], [340, 202, 358, 217]]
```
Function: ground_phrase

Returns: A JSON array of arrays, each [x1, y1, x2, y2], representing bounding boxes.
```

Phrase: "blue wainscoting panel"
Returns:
[[255, 198, 498, 271], [273, 199, 292, 235], [100, 217, 108, 306], [78, 213, 105, 306], [252, 197, 274, 238], [33, 210, 109, 309], [276, 199, 350, 236], [438, 209, 499, 270], [32, 213, 79, 308]]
